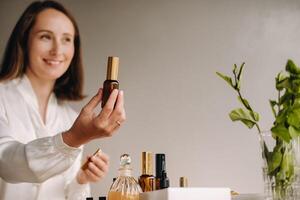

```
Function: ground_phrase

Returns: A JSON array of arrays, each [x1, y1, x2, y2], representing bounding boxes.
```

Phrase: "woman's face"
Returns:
[[26, 8, 75, 82]]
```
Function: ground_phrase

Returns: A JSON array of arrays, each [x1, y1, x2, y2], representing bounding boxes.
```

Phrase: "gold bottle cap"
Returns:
[[106, 56, 119, 80], [142, 151, 153, 175], [179, 177, 188, 187]]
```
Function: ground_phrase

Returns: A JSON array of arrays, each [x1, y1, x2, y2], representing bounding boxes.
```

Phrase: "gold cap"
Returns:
[[141, 152, 153, 175], [106, 56, 119, 80], [179, 177, 188, 187]]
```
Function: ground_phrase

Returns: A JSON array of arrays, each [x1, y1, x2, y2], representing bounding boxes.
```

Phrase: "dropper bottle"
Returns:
[[101, 56, 119, 107], [138, 152, 155, 192]]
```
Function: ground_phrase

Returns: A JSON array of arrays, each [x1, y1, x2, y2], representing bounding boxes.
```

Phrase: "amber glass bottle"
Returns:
[[101, 56, 119, 108], [138, 152, 155, 192]]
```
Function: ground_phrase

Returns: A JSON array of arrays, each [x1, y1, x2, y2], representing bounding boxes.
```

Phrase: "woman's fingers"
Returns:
[[108, 90, 126, 129], [84, 153, 109, 182], [113, 90, 125, 121], [97, 90, 125, 122], [114, 90, 124, 111], [91, 152, 109, 170], [85, 167, 103, 182], [82, 89, 103, 113], [87, 162, 105, 179], [99, 89, 119, 119]]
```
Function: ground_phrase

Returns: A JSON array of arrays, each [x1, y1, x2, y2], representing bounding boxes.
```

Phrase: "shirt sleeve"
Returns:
[[64, 150, 91, 200], [0, 131, 81, 183], [0, 87, 83, 184]]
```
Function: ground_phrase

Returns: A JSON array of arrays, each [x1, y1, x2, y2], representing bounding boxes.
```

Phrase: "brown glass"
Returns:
[[101, 80, 119, 108], [155, 178, 161, 190], [138, 175, 155, 192]]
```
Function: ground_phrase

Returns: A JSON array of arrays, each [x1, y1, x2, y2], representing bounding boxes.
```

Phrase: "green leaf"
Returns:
[[277, 71, 289, 82], [275, 109, 287, 124], [237, 62, 245, 81], [233, 64, 238, 76], [276, 78, 290, 91], [262, 141, 270, 161], [229, 108, 257, 128], [238, 96, 250, 109], [271, 124, 292, 143], [286, 59, 300, 75], [281, 149, 294, 180], [288, 126, 300, 139], [251, 111, 260, 122], [294, 97, 300, 106], [216, 72, 234, 89], [287, 108, 300, 128], [268, 145, 283, 174], [236, 80, 241, 90], [235, 63, 245, 90], [279, 93, 293, 106], [269, 100, 277, 117], [291, 79, 300, 92]]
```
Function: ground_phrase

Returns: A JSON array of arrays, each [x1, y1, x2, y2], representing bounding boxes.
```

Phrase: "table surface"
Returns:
[[232, 194, 264, 200]]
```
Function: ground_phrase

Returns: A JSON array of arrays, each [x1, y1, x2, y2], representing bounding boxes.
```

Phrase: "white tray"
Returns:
[[140, 187, 231, 200]]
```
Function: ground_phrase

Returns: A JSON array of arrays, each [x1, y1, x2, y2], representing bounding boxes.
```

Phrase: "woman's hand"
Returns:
[[63, 88, 126, 147], [77, 151, 109, 184]]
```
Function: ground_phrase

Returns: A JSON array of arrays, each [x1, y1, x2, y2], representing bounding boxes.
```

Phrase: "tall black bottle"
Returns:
[[155, 153, 169, 189]]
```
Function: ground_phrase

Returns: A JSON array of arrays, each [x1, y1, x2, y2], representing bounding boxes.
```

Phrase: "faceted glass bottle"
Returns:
[[108, 154, 142, 200]]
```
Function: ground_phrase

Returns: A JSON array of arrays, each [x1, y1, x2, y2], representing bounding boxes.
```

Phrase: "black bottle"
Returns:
[[101, 56, 119, 108], [155, 153, 169, 189]]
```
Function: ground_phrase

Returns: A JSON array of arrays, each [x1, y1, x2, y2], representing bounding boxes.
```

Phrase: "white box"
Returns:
[[140, 187, 231, 200]]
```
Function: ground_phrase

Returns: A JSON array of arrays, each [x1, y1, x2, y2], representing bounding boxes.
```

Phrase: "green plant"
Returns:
[[217, 60, 300, 198]]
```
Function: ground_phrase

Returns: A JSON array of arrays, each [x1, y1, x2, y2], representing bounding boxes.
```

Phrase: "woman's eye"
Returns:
[[63, 37, 73, 43], [40, 34, 51, 40]]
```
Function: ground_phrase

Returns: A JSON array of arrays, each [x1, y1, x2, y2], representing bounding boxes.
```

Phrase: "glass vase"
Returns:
[[259, 132, 300, 200]]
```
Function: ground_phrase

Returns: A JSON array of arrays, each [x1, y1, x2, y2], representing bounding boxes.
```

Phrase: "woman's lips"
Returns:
[[43, 58, 63, 66]]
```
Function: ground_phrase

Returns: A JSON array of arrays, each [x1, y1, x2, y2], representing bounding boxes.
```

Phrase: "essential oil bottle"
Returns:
[[138, 152, 155, 192], [155, 153, 169, 189], [101, 56, 119, 108]]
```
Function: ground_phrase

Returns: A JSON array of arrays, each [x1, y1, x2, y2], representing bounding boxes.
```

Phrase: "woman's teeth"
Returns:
[[45, 59, 62, 65]]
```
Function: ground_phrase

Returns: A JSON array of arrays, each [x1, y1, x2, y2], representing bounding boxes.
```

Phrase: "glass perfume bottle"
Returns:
[[108, 154, 142, 200], [138, 152, 155, 192]]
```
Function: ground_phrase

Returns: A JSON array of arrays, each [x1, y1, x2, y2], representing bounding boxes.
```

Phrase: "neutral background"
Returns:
[[1, 0, 300, 197]]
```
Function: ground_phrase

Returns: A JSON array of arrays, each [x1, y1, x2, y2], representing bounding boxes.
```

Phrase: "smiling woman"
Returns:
[[27, 8, 75, 83], [0, 1, 126, 200]]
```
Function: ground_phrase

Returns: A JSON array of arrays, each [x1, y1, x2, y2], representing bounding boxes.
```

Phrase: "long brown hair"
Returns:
[[0, 0, 85, 101]]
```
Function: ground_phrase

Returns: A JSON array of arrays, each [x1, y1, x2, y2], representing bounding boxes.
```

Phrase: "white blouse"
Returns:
[[0, 75, 90, 200]]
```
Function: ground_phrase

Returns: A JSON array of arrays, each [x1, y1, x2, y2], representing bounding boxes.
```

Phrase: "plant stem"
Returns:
[[277, 91, 280, 116], [236, 89, 262, 134]]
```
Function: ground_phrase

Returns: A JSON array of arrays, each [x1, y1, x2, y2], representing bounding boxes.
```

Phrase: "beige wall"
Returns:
[[1, 0, 300, 197]]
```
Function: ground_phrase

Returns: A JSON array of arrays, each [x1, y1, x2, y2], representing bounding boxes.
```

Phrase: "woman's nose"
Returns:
[[50, 40, 62, 55]]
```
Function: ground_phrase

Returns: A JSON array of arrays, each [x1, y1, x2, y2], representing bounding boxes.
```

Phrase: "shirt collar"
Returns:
[[15, 75, 57, 115]]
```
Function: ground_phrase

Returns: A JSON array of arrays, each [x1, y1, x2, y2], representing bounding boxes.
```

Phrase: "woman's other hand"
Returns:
[[63, 88, 126, 147], [76, 151, 109, 184]]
